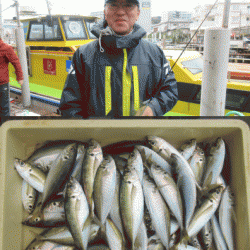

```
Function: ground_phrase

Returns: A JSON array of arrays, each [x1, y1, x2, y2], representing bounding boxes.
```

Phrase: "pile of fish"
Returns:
[[14, 136, 236, 250]]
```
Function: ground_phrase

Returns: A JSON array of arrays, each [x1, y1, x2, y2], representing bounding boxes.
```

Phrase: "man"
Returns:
[[59, 0, 178, 117], [0, 36, 23, 116]]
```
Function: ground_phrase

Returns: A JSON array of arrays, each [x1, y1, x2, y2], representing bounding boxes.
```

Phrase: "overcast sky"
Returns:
[[1, 0, 249, 20]]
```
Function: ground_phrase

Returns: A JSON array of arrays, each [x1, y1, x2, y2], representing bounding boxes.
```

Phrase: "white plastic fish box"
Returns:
[[0, 119, 249, 249]]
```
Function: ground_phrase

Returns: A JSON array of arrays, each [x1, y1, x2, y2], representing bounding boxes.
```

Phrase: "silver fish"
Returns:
[[106, 218, 125, 250], [14, 159, 46, 193], [189, 146, 206, 186], [185, 185, 224, 239], [170, 218, 180, 235], [201, 220, 213, 250], [178, 139, 197, 161], [190, 235, 202, 250], [22, 180, 38, 214], [39, 226, 75, 245], [42, 143, 78, 209], [93, 155, 116, 224], [114, 153, 130, 175], [109, 170, 124, 236], [120, 166, 144, 249], [27, 144, 68, 172], [127, 148, 144, 183], [146, 135, 182, 164], [71, 144, 86, 182], [216, 175, 227, 189], [82, 139, 103, 215], [142, 172, 170, 249], [219, 186, 235, 250], [150, 163, 183, 231], [169, 233, 178, 248], [26, 240, 74, 250], [148, 235, 165, 250], [171, 153, 197, 229], [173, 244, 200, 250], [134, 221, 148, 250], [202, 138, 226, 189], [22, 196, 66, 228], [64, 177, 89, 250], [135, 145, 172, 175], [211, 214, 228, 250]]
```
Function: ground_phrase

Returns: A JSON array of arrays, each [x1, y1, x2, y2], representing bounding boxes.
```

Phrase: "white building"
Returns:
[[136, 0, 151, 34], [191, 2, 250, 43], [90, 11, 105, 21]]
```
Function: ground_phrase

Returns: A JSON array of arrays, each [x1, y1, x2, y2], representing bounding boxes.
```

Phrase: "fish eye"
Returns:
[[205, 233, 209, 236], [20, 161, 25, 166], [29, 205, 33, 208], [216, 189, 220, 194], [210, 199, 213, 203], [90, 153, 94, 156], [127, 181, 132, 184], [206, 243, 210, 247], [64, 156, 69, 160], [29, 196, 33, 199], [72, 196, 76, 198], [29, 168, 32, 172], [35, 217, 40, 222], [149, 141, 155, 146], [130, 152, 135, 158], [53, 202, 57, 206]]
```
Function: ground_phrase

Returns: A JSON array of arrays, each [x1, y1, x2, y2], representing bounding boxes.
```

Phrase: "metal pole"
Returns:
[[222, 0, 231, 28], [14, 0, 31, 107], [200, 28, 231, 116]]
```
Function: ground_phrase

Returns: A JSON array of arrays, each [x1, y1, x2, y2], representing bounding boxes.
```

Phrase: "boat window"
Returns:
[[62, 18, 87, 40], [44, 19, 63, 40], [181, 57, 203, 75], [84, 19, 97, 39], [28, 18, 63, 41], [177, 82, 200, 102], [194, 88, 249, 111], [226, 89, 249, 110], [29, 23, 43, 40]]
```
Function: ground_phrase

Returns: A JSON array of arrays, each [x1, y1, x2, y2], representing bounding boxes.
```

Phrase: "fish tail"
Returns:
[[179, 229, 190, 247], [92, 214, 106, 233]]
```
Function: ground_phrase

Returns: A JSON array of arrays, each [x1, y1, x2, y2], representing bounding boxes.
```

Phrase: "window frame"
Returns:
[[60, 17, 88, 41], [27, 18, 63, 41]]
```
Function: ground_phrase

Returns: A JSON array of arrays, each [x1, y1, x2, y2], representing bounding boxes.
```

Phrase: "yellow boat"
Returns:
[[9, 14, 98, 100], [164, 50, 250, 116]]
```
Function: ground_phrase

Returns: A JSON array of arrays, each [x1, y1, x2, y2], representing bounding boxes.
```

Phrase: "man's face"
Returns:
[[104, 0, 140, 35]]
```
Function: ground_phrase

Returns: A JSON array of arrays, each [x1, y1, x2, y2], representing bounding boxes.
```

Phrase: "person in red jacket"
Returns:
[[0, 37, 23, 116]]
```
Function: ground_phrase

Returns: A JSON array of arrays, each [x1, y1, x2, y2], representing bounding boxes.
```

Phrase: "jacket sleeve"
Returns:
[[6, 46, 24, 81], [147, 51, 178, 116], [59, 49, 88, 118]]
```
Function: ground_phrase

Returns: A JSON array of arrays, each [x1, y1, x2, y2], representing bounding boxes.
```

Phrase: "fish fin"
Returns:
[[179, 229, 190, 248], [203, 171, 213, 189]]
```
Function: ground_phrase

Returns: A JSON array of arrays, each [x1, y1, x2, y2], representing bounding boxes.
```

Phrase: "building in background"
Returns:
[[90, 11, 104, 21], [137, 0, 151, 34], [152, 16, 161, 25], [2, 20, 19, 44], [191, 2, 250, 44]]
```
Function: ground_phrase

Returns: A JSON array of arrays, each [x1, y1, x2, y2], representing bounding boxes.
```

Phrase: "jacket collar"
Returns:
[[91, 20, 146, 50]]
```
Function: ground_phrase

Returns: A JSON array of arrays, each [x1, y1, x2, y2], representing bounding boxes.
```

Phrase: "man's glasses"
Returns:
[[108, 3, 137, 11]]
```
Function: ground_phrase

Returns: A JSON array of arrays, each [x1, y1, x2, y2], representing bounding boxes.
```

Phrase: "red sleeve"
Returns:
[[6, 46, 24, 81]]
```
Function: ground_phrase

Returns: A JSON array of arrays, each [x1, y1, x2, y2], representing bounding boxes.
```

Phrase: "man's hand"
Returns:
[[135, 106, 154, 116], [18, 80, 23, 86]]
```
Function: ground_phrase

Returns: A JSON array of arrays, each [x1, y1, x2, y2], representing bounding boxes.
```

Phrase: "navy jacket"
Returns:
[[59, 20, 178, 118]]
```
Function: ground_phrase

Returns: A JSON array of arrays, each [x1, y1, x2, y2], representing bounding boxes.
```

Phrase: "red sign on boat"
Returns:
[[43, 59, 56, 75]]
